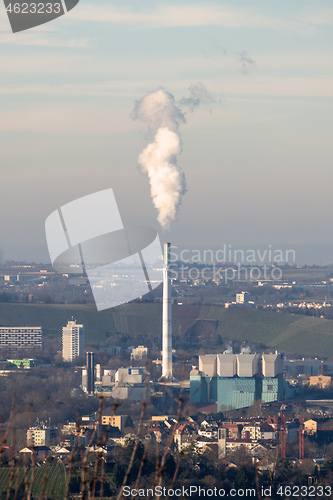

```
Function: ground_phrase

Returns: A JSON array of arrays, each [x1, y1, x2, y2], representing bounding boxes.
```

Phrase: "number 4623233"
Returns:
[[5, 3, 62, 14]]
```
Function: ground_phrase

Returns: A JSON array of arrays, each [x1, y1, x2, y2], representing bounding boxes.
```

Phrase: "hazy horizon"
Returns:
[[1, 1, 333, 265]]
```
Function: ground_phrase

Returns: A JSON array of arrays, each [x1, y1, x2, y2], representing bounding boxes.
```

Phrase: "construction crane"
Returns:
[[299, 417, 304, 460], [280, 404, 286, 458], [261, 401, 305, 459]]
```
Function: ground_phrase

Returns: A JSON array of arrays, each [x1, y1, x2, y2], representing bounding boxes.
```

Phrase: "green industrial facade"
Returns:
[[217, 377, 260, 411], [190, 374, 288, 410], [190, 375, 217, 403], [190, 374, 207, 403], [261, 375, 284, 403]]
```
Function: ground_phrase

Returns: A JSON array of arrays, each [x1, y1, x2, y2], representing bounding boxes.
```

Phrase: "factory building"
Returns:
[[82, 364, 147, 401], [82, 363, 116, 394], [218, 377, 259, 411], [190, 369, 207, 403], [191, 352, 287, 411], [197, 354, 218, 402], [261, 353, 285, 403], [284, 358, 333, 377], [261, 377, 285, 403]]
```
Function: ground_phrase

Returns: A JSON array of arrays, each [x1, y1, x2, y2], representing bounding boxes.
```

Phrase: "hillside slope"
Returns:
[[0, 303, 331, 357]]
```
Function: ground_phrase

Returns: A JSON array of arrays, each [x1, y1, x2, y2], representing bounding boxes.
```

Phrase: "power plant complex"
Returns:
[[79, 241, 295, 411], [190, 352, 296, 410]]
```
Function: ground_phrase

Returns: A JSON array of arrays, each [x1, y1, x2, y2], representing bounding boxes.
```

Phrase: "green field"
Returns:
[[0, 302, 332, 357], [0, 465, 66, 499]]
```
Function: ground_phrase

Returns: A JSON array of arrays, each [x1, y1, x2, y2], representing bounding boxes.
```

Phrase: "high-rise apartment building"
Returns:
[[27, 426, 58, 447], [62, 320, 84, 362]]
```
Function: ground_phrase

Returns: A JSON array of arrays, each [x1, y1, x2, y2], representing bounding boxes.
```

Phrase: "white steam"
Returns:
[[223, 341, 233, 354], [133, 85, 216, 229], [132, 87, 185, 132], [138, 127, 186, 228], [180, 83, 217, 112], [132, 88, 186, 229]]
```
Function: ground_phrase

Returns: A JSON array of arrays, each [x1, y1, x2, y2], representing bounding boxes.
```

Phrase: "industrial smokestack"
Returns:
[[86, 352, 95, 394], [162, 242, 172, 379]]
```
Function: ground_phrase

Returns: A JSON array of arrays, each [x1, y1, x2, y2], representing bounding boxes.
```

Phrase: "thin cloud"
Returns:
[[301, 8, 333, 26], [218, 48, 256, 74], [68, 4, 303, 31], [236, 51, 255, 74], [0, 34, 90, 48]]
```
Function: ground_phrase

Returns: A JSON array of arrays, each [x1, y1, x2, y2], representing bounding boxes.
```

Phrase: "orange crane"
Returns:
[[261, 402, 305, 459], [299, 417, 304, 459], [280, 404, 286, 458]]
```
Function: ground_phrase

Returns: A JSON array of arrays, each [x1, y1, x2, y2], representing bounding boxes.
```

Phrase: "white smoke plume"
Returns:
[[132, 87, 185, 133], [137, 127, 186, 229], [180, 83, 217, 112], [133, 85, 216, 228], [223, 341, 233, 354], [132, 88, 187, 229], [241, 345, 252, 354]]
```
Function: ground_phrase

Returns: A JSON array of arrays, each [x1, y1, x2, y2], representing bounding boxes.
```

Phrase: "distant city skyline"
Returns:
[[1, 1, 333, 263]]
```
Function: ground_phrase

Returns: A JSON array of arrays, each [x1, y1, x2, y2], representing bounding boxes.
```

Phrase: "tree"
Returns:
[[112, 462, 126, 487], [164, 454, 176, 478], [124, 416, 134, 428], [236, 464, 255, 489], [274, 458, 295, 484]]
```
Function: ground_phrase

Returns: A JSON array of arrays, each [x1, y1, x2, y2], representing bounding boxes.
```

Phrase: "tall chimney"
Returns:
[[162, 242, 172, 379], [86, 352, 95, 394]]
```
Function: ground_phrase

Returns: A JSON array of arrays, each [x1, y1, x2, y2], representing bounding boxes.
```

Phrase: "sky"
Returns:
[[1, 0, 333, 264]]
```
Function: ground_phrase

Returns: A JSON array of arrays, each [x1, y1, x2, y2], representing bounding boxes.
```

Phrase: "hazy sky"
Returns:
[[1, 0, 333, 263]]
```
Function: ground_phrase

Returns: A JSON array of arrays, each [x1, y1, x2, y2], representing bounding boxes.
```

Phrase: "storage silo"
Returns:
[[236, 353, 259, 377], [262, 353, 283, 377], [199, 354, 217, 377], [217, 353, 237, 377]]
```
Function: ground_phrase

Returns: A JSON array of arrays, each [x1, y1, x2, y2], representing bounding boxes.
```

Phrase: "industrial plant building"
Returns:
[[284, 358, 333, 377], [81, 356, 147, 402], [111, 367, 147, 401], [0, 327, 43, 350], [190, 352, 294, 411]]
